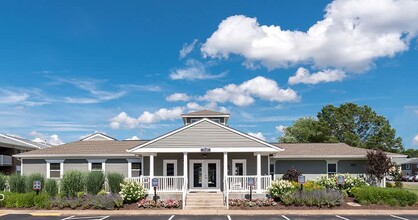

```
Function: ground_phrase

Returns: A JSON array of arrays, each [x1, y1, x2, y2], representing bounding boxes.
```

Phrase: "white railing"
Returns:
[[125, 176, 184, 193], [0, 155, 12, 166], [226, 175, 271, 193]]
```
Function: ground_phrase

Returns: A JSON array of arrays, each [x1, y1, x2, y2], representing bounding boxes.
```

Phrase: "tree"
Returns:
[[366, 150, 393, 186], [279, 117, 336, 143], [279, 103, 404, 153], [402, 148, 418, 157], [317, 103, 403, 152]]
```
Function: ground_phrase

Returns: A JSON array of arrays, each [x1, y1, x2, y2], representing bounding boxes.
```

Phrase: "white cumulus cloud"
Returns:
[[179, 39, 198, 59], [288, 67, 346, 85], [166, 93, 191, 102], [170, 59, 226, 80], [110, 107, 184, 129], [30, 131, 64, 146], [413, 134, 418, 146], [247, 132, 266, 141], [276, 125, 286, 134], [199, 76, 299, 106], [126, 135, 140, 140], [202, 0, 418, 73]]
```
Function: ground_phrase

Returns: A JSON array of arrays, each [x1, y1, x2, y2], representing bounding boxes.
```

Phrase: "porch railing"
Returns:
[[225, 175, 271, 193]]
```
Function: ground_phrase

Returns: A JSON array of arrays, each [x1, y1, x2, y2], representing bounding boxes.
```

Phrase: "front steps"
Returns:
[[185, 192, 226, 209]]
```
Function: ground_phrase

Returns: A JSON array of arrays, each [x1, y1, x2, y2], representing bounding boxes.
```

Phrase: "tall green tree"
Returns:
[[280, 103, 404, 152]]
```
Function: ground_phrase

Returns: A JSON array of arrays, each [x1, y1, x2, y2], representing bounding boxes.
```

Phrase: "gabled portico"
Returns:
[[126, 112, 282, 208]]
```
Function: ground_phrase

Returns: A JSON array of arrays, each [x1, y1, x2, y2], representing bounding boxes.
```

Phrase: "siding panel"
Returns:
[[106, 159, 128, 177], [338, 160, 367, 174], [64, 159, 88, 173], [275, 160, 326, 174], [23, 159, 46, 176]]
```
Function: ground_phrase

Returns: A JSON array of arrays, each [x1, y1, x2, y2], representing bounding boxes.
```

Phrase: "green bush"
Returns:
[[119, 181, 147, 203], [33, 193, 51, 209], [44, 179, 58, 196], [51, 193, 123, 210], [351, 186, 417, 206], [0, 173, 6, 190], [61, 170, 85, 197], [394, 181, 403, 188], [386, 182, 393, 188], [0, 192, 51, 209], [86, 171, 105, 195], [9, 173, 26, 193], [107, 172, 124, 193], [317, 174, 368, 195], [25, 173, 45, 192], [280, 189, 344, 207]]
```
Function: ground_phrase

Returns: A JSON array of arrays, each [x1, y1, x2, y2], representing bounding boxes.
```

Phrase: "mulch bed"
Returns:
[[229, 197, 418, 210]]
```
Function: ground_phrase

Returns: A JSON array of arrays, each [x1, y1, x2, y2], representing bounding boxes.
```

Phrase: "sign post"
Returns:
[[248, 177, 255, 201], [298, 175, 306, 191], [337, 175, 345, 191], [152, 178, 159, 203], [33, 180, 42, 195]]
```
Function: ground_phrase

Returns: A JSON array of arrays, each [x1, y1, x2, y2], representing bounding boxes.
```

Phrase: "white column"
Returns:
[[150, 154, 155, 178], [256, 153, 261, 192], [183, 153, 188, 187], [223, 152, 228, 178]]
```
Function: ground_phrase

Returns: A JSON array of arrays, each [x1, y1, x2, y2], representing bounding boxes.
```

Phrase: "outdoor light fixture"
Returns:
[[202, 153, 207, 158]]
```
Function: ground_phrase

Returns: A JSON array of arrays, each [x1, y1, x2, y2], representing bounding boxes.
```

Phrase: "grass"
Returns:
[[403, 183, 418, 196]]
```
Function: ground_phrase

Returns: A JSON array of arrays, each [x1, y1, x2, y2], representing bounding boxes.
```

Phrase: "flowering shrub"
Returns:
[[137, 199, 181, 209], [228, 198, 277, 207], [280, 189, 344, 207], [317, 174, 368, 194], [119, 181, 147, 203], [269, 179, 295, 199], [303, 180, 324, 191]]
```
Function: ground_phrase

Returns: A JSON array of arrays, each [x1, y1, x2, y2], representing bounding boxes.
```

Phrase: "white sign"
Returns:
[[337, 175, 345, 185], [298, 175, 306, 184]]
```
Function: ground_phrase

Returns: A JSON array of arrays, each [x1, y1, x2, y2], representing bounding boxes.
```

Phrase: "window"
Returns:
[[163, 160, 177, 176], [190, 118, 200, 123], [327, 163, 337, 175], [406, 164, 411, 170], [46, 160, 64, 179], [211, 119, 221, 123], [232, 159, 247, 176], [91, 163, 103, 171], [131, 162, 141, 177], [88, 160, 105, 172]]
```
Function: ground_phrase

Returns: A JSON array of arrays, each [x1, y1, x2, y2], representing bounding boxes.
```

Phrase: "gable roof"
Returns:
[[80, 133, 116, 141], [14, 140, 147, 158], [272, 143, 407, 159], [0, 134, 50, 150], [181, 109, 230, 117], [128, 118, 282, 153]]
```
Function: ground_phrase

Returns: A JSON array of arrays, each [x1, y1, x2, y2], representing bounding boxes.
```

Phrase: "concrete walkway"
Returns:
[[1, 209, 418, 216]]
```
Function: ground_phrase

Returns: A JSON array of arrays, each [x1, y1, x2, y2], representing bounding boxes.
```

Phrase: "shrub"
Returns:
[[351, 186, 417, 206], [51, 193, 123, 210], [138, 199, 182, 209], [0, 192, 43, 208], [282, 169, 301, 182], [119, 181, 147, 203], [228, 198, 277, 207], [394, 181, 403, 188], [386, 182, 393, 188], [303, 180, 323, 191], [269, 179, 295, 199], [25, 173, 45, 192], [280, 189, 344, 207], [0, 173, 6, 191], [61, 170, 85, 197], [86, 171, 105, 195], [317, 174, 368, 194], [44, 179, 58, 197], [107, 172, 124, 193], [33, 193, 51, 209], [9, 173, 26, 193]]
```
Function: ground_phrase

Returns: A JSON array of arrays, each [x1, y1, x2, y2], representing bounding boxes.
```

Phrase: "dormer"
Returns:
[[181, 109, 230, 125]]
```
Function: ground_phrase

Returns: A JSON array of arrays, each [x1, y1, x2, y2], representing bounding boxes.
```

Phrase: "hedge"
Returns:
[[351, 186, 417, 206]]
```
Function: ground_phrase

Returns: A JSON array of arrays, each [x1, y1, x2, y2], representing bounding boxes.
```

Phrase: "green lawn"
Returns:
[[403, 183, 418, 196]]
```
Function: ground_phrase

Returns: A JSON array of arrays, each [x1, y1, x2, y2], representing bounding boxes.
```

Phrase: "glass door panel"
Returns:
[[207, 163, 217, 188], [193, 163, 202, 187]]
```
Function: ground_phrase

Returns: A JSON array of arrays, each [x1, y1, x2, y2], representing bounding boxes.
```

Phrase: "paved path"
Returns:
[[1, 214, 418, 220]]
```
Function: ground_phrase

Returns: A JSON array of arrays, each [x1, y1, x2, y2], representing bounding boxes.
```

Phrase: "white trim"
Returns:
[[129, 147, 278, 153], [163, 160, 178, 176], [15, 154, 138, 158], [181, 114, 229, 118], [256, 153, 261, 192], [127, 159, 141, 178], [81, 133, 115, 141], [46, 159, 64, 179], [326, 161, 338, 175], [87, 159, 106, 172], [21, 158, 24, 175], [127, 118, 282, 153], [232, 159, 247, 176]]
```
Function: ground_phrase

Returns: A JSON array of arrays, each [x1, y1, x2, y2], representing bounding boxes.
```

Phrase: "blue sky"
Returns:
[[0, 0, 417, 148]]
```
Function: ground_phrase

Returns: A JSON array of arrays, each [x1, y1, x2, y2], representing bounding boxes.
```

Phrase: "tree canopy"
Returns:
[[279, 103, 404, 152]]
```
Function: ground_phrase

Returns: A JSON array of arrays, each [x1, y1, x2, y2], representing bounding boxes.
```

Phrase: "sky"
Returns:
[[0, 0, 417, 148]]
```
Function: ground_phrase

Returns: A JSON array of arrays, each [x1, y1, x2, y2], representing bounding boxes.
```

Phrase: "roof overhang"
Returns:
[[14, 154, 137, 159]]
